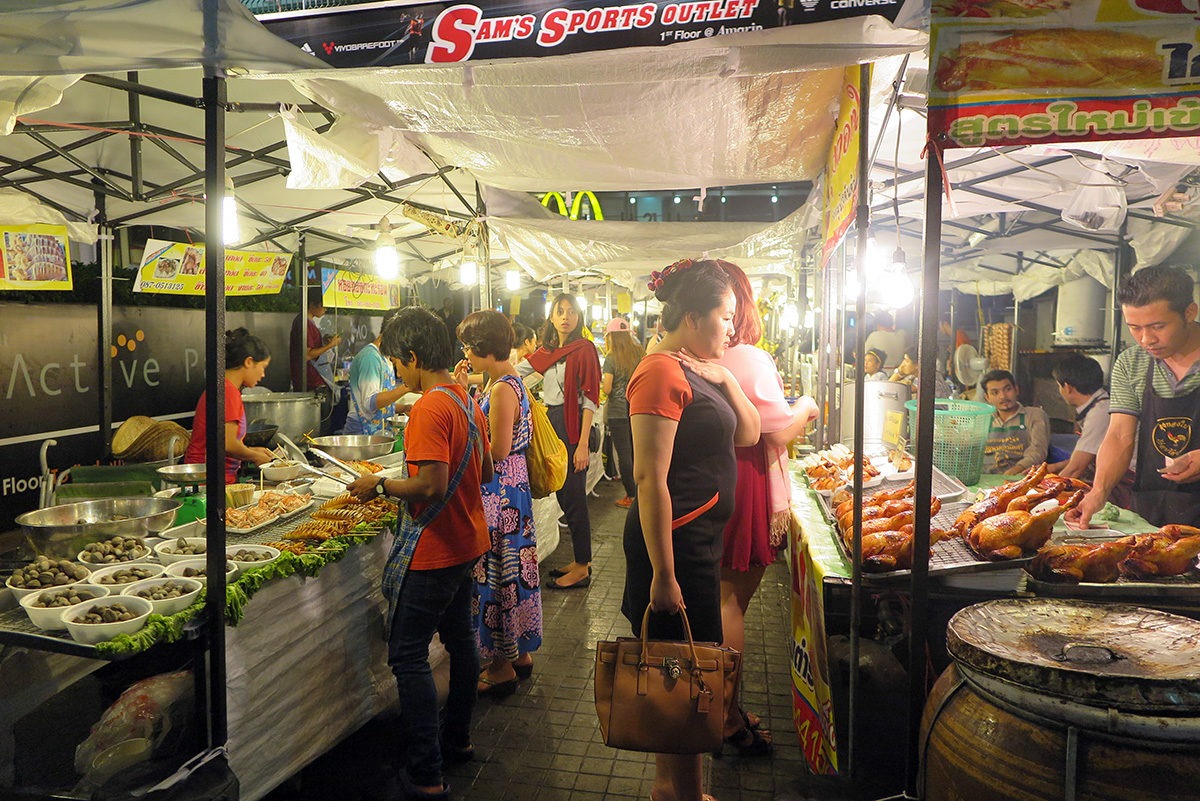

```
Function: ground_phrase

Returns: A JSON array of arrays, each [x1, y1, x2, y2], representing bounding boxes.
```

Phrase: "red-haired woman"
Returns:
[[714, 260, 818, 755]]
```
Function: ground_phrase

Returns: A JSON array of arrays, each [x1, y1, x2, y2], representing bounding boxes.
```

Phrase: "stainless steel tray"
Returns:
[[1025, 568, 1200, 599], [818, 496, 1035, 582]]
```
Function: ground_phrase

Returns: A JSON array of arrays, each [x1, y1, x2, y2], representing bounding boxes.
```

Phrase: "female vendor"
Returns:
[[184, 327, 276, 483]]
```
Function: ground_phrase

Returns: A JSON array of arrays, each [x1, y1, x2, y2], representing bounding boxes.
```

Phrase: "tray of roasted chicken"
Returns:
[[820, 463, 1088, 581], [800, 445, 967, 502], [1024, 525, 1200, 599]]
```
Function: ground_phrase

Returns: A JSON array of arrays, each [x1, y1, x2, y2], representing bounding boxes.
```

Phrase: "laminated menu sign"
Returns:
[[134, 239, 292, 296], [0, 224, 72, 291], [928, 0, 1200, 148], [821, 66, 865, 269], [322, 268, 398, 311]]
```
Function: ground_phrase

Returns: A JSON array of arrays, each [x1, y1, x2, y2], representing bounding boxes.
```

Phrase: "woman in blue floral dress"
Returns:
[[455, 311, 541, 695]]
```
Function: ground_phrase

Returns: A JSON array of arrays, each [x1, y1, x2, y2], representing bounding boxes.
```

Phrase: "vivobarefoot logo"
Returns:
[[323, 41, 336, 55]]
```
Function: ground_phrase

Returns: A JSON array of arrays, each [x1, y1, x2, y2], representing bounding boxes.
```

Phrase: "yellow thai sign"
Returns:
[[323, 269, 396, 311], [929, 0, 1200, 147], [821, 67, 865, 269], [134, 239, 291, 296], [789, 515, 839, 774], [0, 224, 72, 291]]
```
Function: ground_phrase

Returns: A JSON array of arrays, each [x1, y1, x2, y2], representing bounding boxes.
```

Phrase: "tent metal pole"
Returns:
[[1111, 223, 1130, 366], [1012, 254, 1021, 377], [904, 139, 944, 801], [127, 72, 144, 200], [202, 65, 230, 749], [847, 61, 871, 781], [94, 179, 113, 458]]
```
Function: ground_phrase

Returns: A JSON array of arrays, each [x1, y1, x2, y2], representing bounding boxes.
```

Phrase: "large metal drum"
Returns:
[[921, 599, 1200, 801], [241, 392, 321, 442]]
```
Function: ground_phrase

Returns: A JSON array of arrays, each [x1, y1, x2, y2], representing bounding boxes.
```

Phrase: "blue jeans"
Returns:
[[387, 559, 479, 788]]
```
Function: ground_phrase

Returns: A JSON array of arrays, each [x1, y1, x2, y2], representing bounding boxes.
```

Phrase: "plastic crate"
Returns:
[[905, 399, 993, 486]]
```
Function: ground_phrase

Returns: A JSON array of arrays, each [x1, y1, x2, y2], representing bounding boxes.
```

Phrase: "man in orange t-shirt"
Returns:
[[349, 307, 491, 800]]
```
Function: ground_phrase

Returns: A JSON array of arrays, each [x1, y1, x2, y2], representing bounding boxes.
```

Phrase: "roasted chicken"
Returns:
[[951, 463, 1048, 537], [860, 526, 953, 573], [834, 480, 914, 521], [1027, 539, 1135, 584], [1119, 528, 1200, 579], [966, 490, 1084, 560]]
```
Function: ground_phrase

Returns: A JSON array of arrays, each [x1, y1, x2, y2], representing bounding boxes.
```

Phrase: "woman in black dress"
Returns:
[[623, 259, 760, 801]]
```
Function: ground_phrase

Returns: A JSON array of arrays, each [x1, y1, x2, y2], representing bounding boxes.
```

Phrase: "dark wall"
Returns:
[[0, 304, 326, 532]]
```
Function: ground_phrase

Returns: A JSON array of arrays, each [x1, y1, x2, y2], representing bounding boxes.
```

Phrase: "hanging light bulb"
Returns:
[[374, 217, 400, 280], [780, 302, 800, 331], [505, 269, 521, 291], [222, 177, 239, 246], [460, 258, 478, 286]]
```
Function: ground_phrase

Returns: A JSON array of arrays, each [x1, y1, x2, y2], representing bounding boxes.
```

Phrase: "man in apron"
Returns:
[[981, 369, 1050, 475], [1049, 353, 1136, 505], [1071, 266, 1200, 529]]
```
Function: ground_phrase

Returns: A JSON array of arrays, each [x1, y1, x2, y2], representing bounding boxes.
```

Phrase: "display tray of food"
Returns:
[[225, 490, 314, 534], [800, 445, 967, 501], [816, 462, 1088, 581], [1024, 525, 1200, 598]]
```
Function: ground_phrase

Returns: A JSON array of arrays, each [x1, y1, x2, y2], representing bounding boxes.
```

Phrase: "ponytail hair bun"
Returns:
[[225, 327, 270, 369], [653, 259, 734, 335]]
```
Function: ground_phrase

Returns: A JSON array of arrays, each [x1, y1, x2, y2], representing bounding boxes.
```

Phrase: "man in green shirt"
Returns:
[[1070, 266, 1200, 528], [981, 369, 1050, 475]]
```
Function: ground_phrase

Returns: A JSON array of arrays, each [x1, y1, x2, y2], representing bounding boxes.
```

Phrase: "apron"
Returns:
[[381, 386, 480, 630], [984, 412, 1029, 473], [1132, 360, 1200, 527]]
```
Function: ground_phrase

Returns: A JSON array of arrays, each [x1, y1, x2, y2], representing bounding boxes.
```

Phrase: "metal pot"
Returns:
[[307, 435, 395, 461], [241, 392, 321, 442], [16, 497, 183, 559]]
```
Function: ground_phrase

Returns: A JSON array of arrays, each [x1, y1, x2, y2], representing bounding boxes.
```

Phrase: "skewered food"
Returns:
[[8, 558, 89, 589], [346, 460, 384, 475], [966, 490, 1084, 560]]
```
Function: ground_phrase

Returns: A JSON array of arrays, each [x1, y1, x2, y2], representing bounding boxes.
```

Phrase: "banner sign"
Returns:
[[0, 224, 72, 291], [789, 515, 838, 774], [821, 67, 864, 269], [259, 0, 912, 68], [134, 239, 292, 296], [322, 267, 400, 311], [928, 2, 1200, 148]]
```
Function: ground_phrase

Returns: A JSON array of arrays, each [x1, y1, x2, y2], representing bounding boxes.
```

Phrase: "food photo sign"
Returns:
[[0, 224, 72, 291], [928, 0, 1200, 147], [321, 267, 399, 311], [133, 239, 292, 296]]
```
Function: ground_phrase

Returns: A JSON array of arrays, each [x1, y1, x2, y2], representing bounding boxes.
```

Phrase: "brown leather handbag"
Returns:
[[594, 605, 741, 753]]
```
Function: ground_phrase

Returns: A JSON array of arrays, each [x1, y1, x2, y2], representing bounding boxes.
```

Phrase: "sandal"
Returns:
[[476, 674, 518, 697], [439, 736, 475, 765], [514, 662, 533, 680], [719, 723, 773, 758]]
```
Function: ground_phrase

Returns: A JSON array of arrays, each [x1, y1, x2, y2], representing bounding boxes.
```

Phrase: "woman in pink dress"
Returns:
[[715, 262, 818, 756]]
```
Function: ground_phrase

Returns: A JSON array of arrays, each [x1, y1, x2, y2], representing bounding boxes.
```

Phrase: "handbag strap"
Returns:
[[637, 604, 704, 672]]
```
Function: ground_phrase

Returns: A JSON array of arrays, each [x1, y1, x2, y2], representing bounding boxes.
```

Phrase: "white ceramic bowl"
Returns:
[[76, 536, 152, 568], [62, 595, 153, 645], [122, 576, 203, 616], [86, 562, 165, 589], [260, 460, 305, 482], [5, 559, 93, 601], [164, 558, 237, 586], [18, 584, 109, 630], [225, 544, 281, 573], [153, 537, 209, 565]]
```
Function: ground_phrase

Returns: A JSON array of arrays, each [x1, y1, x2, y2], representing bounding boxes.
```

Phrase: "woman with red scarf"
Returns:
[[521, 294, 601, 589]]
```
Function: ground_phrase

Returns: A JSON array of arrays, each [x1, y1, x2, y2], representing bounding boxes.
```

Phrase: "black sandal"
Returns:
[[721, 724, 773, 757]]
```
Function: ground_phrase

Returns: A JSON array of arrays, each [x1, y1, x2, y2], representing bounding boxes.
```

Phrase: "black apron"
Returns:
[[1132, 359, 1200, 527], [984, 412, 1029, 474]]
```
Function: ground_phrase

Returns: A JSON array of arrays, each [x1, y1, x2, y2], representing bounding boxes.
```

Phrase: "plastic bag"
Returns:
[[527, 398, 567, 499], [1062, 169, 1127, 232], [75, 671, 194, 775]]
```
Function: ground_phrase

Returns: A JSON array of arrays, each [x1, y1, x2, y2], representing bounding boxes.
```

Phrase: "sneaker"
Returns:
[[615, 496, 634, 508]]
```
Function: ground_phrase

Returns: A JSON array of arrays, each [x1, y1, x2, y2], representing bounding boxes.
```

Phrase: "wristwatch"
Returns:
[[374, 479, 388, 498]]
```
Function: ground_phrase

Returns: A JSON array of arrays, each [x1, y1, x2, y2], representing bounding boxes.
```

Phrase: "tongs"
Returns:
[[296, 461, 354, 486], [308, 447, 362, 480]]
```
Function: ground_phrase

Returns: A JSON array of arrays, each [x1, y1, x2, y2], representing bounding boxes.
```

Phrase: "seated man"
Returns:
[[1048, 353, 1135, 503], [981, 369, 1050, 476]]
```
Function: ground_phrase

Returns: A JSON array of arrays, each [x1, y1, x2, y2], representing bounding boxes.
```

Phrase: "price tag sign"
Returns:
[[883, 410, 904, 447]]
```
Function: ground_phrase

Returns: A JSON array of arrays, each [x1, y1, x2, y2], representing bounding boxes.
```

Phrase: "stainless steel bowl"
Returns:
[[306, 435, 395, 461], [157, 463, 207, 487], [16, 497, 183, 559]]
